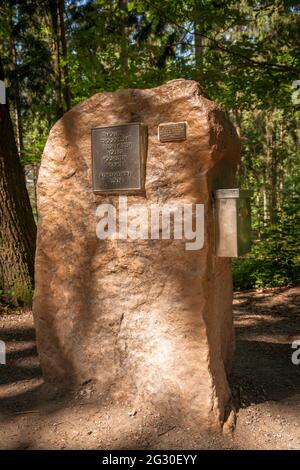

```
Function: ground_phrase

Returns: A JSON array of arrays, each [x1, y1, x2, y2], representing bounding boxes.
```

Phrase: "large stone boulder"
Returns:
[[33, 79, 240, 430]]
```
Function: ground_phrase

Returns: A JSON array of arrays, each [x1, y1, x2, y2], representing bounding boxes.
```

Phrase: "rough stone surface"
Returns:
[[33, 79, 240, 430]]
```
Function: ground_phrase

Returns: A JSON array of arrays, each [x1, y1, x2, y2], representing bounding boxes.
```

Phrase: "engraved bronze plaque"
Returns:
[[92, 123, 147, 193], [158, 122, 186, 142]]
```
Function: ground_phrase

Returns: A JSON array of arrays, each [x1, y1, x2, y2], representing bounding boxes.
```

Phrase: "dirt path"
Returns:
[[0, 286, 299, 450]]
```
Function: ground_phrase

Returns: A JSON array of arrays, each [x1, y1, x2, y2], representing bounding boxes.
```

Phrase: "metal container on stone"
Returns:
[[214, 189, 253, 257]]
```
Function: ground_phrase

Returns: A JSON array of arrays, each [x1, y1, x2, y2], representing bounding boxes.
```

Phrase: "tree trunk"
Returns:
[[270, 146, 278, 224], [119, 0, 129, 75], [48, 0, 64, 119], [265, 116, 278, 224], [47, 0, 71, 118], [0, 57, 36, 305], [58, 0, 71, 111], [234, 108, 242, 138], [12, 43, 24, 155], [193, 5, 203, 83], [33, 162, 39, 220], [262, 184, 268, 225]]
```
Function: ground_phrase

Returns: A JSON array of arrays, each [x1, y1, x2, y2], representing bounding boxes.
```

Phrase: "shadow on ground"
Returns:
[[231, 286, 300, 408], [0, 286, 299, 449]]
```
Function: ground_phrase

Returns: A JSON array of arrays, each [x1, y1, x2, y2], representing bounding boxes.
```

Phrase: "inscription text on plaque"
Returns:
[[92, 123, 147, 193], [158, 122, 186, 143]]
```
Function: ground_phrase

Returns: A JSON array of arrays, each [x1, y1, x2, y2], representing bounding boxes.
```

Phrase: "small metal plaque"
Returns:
[[92, 123, 147, 193], [158, 122, 186, 142]]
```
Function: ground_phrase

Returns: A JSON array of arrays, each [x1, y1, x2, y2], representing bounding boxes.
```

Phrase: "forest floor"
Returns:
[[0, 286, 300, 450]]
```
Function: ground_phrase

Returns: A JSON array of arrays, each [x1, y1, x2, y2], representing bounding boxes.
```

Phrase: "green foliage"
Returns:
[[0, 0, 299, 290], [2, 282, 33, 307], [233, 239, 300, 290], [0, 289, 28, 314], [234, 171, 300, 289]]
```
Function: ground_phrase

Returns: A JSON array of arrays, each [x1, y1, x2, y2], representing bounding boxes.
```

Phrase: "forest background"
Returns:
[[0, 0, 299, 305]]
